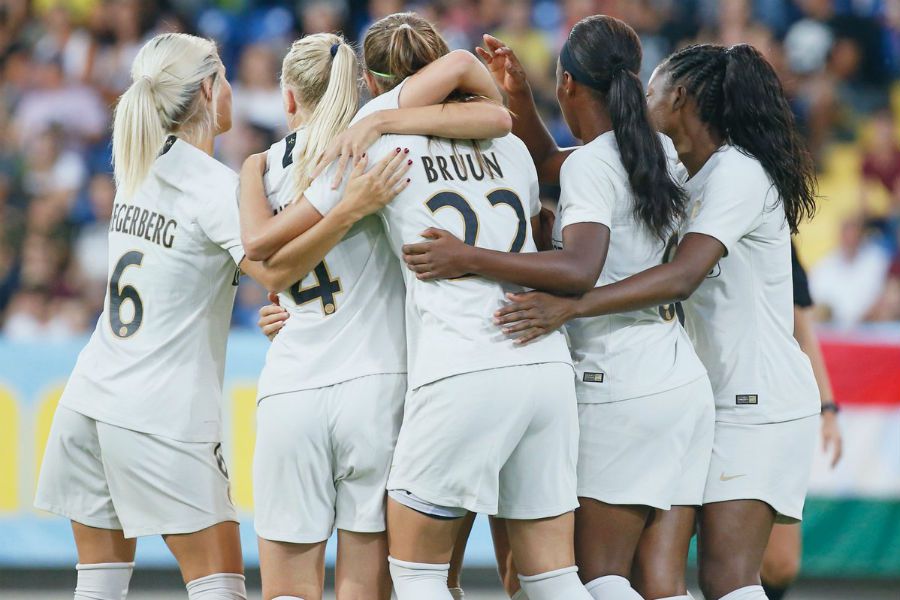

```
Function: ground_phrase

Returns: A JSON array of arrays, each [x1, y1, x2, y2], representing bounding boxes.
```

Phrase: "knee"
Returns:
[[761, 552, 800, 588], [635, 576, 686, 600], [576, 550, 632, 583], [264, 584, 322, 600], [698, 555, 753, 600], [632, 555, 685, 598]]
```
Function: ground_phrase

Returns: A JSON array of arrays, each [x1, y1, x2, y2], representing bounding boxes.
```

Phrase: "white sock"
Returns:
[[519, 566, 594, 600], [74, 562, 134, 600], [584, 575, 644, 600], [185, 573, 247, 600], [719, 586, 768, 600], [654, 596, 693, 600], [511, 589, 530, 600], [448, 587, 465, 599], [271, 597, 304, 600], [389, 557, 452, 600]]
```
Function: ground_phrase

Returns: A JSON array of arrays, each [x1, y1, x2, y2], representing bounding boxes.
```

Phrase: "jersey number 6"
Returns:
[[425, 189, 527, 252], [109, 250, 145, 338]]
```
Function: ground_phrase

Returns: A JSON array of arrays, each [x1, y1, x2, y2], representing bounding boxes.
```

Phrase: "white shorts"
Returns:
[[577, 375, 715, 509], [34, 406, 237, 538], [253, 374, 406, 543], [703, 415, 818, 523], [387, 363, 579, 520]]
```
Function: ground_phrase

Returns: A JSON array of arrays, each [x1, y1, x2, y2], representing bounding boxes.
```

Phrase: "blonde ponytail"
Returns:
[[280, 33, 360, 197], [112, 33, 222, 197]]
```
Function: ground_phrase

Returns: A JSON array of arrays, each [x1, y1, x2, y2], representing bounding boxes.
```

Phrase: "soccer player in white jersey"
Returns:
[[295, 13, 594, 600], [497, 44, 821, 600], [32, 32, 408, 600], [235, 31, 513, 600], [404, 17, 715, 600]]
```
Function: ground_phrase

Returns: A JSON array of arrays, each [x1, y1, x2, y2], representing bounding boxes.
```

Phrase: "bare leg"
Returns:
[[575, 498, 650, 583], [632, 506, 697, 598], [164, 521, 244, 584], [387, 498, 465, 563], [698, 500, 776, 600], [256, 537, 326, 600], [490, 516, 521, 597], [504, 513, 576, 577], [448, 512, 477, 589], [335, 530, 391, 600], [760, 523, 802, 599], [72, 522, 137, 564]]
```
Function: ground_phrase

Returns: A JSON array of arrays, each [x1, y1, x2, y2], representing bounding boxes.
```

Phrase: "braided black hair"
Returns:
[[565, 16, 687, 242], [663, 43, 817, 233]]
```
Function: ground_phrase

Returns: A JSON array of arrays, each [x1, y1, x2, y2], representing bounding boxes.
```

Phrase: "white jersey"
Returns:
[[681, 145, 820, 424], [552, 132, 706, 403], [254, 131, 406, 401], [60, 137, 244, 442], [306, 80, 572, 390]]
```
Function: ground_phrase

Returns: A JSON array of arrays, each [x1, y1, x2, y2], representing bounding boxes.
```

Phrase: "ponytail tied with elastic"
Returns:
[[564, 14, 687, 242], [664, 42, 817, 232], [284, 33, 360, 197]]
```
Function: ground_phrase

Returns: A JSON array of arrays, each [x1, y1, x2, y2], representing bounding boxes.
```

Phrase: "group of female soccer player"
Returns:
[[34, 9, 835, 600]]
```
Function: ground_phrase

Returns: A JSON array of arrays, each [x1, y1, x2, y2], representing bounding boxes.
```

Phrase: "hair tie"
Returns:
[[330, 43, 339, 59], [611, 62, 628, 76], [398, 23, 412, 30], [369, 68, 393, 79]]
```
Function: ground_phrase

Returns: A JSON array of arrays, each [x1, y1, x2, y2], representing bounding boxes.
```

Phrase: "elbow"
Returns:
[[670, 272, 703, 302], [491, 107, 513, 137], [447, 49, 478, 77], [241, 235, 272, 263], [259, 266, 292, 295], [559, 266, 600, 295]]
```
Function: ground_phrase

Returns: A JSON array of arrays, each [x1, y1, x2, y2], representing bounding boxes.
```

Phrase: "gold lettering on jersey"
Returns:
[[109, 203, 178, 249], [422, 151, 503, 183]]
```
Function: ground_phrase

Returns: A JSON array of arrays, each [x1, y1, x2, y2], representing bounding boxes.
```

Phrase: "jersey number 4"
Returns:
[[289, 260, 342, 315], [109, 250, 144, 338], [425, 189, 527, 252]]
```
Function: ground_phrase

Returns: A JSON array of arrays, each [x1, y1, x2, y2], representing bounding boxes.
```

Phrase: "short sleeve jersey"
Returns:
[[60, 138, 245, 442], [254, 131, 407, 401], [551, 133, 707, 403], [681, 145, 820, 424], [305, 81, 572, 390], [791, 242, 813, 308]]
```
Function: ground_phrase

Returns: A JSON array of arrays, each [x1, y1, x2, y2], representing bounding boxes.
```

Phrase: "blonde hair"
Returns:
[[281, 33, 359, 196], [363, 12, 449, 93], [112, 33, 223, 198]]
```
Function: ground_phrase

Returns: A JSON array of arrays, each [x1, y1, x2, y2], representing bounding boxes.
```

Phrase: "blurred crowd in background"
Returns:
[[1, 0, 899, 340]]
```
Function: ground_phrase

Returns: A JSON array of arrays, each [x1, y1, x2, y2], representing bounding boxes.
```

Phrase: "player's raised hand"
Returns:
[[402, 228, 470, 280], [341, 148, 411, 218], [258, 293, 288, 341], [494, 291, 576, 344], [312, 113, 385, 189], [476, 34, 530, 98]]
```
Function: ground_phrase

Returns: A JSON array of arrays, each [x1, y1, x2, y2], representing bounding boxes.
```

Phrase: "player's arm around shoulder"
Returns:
[[241, 150, 412, 293]]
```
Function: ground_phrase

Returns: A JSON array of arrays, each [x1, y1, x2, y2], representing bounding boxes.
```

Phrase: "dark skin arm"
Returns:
[[478, 35, 574, 183], [402, 222, 609, 295], [493, 233, 725, 343]]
